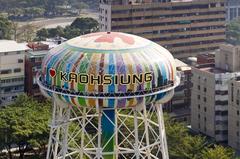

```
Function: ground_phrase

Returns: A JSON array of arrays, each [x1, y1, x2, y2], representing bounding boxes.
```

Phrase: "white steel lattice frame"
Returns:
[[46, 96, 169, 159]]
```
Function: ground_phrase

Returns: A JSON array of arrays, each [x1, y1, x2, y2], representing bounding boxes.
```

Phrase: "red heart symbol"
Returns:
[[49, 69, 56, 78]]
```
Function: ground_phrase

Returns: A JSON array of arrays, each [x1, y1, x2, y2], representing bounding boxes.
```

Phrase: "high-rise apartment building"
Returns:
[[0, 40, 28, 106], [191, 44, 240, 143], [99, 0, 226, 58]]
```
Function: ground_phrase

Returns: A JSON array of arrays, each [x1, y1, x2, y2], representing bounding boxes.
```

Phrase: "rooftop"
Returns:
[[175, 59, 191, 71], [171, 0, 194, 2], [0, 40, 29, 53], [175, 59, 188, 67], [198, 66, 227, 74], [234, 76, 240, 82], [28, 50, 48, 57]]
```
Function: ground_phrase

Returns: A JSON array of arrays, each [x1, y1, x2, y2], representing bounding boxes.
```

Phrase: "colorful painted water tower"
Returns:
[[37, 32, 180, 159]]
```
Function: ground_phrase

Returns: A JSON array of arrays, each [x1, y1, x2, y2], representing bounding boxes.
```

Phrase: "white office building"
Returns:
[[0, 40, 29, 106]]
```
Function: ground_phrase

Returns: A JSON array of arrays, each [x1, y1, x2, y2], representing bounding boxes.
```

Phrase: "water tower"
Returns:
[[37, 32, 179, 159]]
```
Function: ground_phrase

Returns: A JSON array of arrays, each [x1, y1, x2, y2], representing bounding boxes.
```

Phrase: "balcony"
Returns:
[[0, 81, 24, 87]]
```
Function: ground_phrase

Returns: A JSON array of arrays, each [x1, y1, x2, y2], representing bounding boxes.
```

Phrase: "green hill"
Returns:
[[0, 0, 98, 19]]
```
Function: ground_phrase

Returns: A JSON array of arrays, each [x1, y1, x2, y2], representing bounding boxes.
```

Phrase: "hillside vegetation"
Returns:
[[0, 0, 98, 20]]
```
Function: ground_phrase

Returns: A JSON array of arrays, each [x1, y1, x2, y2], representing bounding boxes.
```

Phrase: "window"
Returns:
[[215, 80, 222, 84], [0, 69, 11, 74], [215, 111, 228, 116], [4, 87, 11, 92], [210, 3, 216, 8], [18, 59, 23, 63], [237, 121, 239, 127], [198, 95, 200, 100], [14, 68, 21, 73], [204, 97, 207, 102], [204, 107, 207, 112], [215, 101, 228, 105], [204, 88, 207, 92], [198, 104, 200, 109], [215, 90, 228, 95], [198, 85, 200, 90], [237, 111, 239, 115]]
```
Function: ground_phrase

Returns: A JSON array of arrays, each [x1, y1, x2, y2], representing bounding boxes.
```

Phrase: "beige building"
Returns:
[[0, 40, 28, 106], [99, 0, 226, 59], [191, 44, 240, 143], [228, 77, 240, 150]]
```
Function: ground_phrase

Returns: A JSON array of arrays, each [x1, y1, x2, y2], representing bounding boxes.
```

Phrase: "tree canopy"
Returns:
[[201, 145, 235, 159], [226, 19, 240, 45], [0, 95, 236, 158], [164, 115, 235, 159], [0, 94, 51, 158], [36, 17, 99, 40], [0, 0, 96, 19], [0, 15, 13, 39]]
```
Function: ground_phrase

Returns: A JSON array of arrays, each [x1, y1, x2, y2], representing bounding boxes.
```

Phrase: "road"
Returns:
[[17, 12, 99, 29]]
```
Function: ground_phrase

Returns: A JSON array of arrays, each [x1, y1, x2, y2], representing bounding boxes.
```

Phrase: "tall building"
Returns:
[[191, 44, 240, 143], [228, 77, 240, 150], [225, 0, 240, 21], [99, 0, 226, 58], [0, 40, 29, 106], [165, 59, 192, 123]]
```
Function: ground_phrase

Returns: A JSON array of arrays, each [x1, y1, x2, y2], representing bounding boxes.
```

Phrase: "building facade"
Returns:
[[24, 38, 64, 98], [191, 44, 240, 143], [25, 42, 49, 98], [0, 40, 28, 106], [165, 59, 192, 124], [228, 77, 240, 150], [226, 0, 240, 21], [99, 0, 226, 58]]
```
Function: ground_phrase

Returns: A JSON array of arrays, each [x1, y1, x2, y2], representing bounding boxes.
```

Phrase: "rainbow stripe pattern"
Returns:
[[39, 32, 177, 108], [38, 32, 178, 158]]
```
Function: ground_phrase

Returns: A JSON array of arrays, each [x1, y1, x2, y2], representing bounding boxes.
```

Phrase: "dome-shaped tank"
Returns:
[[38, 32, 179, 108]]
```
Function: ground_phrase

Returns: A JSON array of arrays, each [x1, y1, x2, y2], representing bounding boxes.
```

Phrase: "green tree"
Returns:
[[172, 135, 207, 159], [64, 25, 81, 39], [24, 7, 45, 17], [36, 28, 49, 41], [17, 23, 38, 42], [164, 114, 235, 159], [71, 17, 99, 34], [0, 15, 13, 39], [48, 26, 65, 38], [0, 94, 51, 159], [201, 145, 235, 159], [226, 19, 240, 45]]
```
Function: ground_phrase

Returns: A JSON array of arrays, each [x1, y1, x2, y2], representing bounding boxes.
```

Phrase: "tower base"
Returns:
[[46, 99, 169, 159]]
